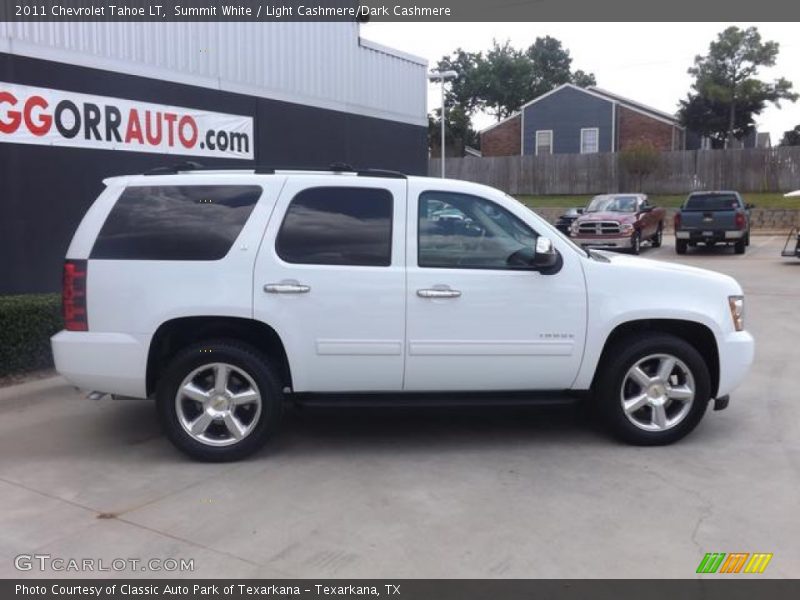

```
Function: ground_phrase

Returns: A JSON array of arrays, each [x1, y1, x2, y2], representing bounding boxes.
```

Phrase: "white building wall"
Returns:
[[0, 21, 427, 126]]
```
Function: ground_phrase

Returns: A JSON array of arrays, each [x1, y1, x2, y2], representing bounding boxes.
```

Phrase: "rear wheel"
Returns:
[[745, 232, 751, 246], [734, 238, 746, 254], [596, 334, 710, 445], [676, 239, 688, 255], [651, 225, 663, 248], [156, 340, 283, 461]]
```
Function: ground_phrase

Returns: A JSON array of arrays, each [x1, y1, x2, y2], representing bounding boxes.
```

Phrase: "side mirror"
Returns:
[[576, 208, 585, 214], [745, 203, 755, 209], [533, 237, 559, 270]]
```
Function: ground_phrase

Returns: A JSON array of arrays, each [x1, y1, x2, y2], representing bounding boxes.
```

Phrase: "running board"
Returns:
[[289, 390, 584, 408]]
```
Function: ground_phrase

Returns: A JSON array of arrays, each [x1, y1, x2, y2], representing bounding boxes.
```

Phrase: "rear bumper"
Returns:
[[676, 229, 745, 242], [571, 235, 633, 249], [51, 331, 149, 398], [716, 330, 755, 398]]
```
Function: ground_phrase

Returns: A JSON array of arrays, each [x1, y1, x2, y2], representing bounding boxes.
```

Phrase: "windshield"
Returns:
[[586, 195, 638, 213], [684, 194, 740, 211]]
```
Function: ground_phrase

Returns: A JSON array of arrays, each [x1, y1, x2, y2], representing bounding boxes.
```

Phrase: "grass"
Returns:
[[515, 192, 798, 210]]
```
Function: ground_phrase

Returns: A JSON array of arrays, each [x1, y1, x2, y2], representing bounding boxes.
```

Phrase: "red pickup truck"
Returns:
[[568, 194, 665, 255]]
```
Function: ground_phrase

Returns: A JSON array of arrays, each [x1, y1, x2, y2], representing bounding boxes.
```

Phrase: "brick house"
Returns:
[[480, 83, 686, 156]]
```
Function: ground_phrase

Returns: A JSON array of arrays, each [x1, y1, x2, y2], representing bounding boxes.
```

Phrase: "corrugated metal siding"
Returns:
[[0, 21, 427, 125]]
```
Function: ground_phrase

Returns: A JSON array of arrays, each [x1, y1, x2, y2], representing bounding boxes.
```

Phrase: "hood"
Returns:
[[578, 211, 637, 223], [589, 250, 742, 294]]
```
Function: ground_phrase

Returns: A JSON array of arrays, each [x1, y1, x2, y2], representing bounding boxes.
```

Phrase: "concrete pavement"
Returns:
[[1, 235, 798, 579]]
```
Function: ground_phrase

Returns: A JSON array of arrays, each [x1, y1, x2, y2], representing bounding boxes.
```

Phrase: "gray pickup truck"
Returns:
[[674, 191, 752, 255]]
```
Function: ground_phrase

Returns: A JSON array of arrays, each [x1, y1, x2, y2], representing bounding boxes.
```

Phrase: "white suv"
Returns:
[[52, 164, 754, 460]]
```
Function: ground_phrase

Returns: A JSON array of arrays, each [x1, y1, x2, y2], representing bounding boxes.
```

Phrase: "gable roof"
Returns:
[[587, 86, 680, 124], [518, 82, 682, 128], [479, 111, 522, 135]]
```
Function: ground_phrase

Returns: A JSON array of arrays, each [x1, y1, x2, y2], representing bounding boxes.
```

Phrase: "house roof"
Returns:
[[479, 82, 684, 135], [479, 111, 522, 135], [587, 86, 680, 124], [518, 82, 683, 128]]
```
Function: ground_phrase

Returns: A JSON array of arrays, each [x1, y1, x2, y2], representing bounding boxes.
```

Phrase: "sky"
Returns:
[[362, 22, 800, 142]]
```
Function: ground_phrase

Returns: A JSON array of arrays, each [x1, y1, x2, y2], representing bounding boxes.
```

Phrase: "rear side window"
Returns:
[[276, 187, 393, 266], [91, 185, 261, 260], [684, 194, 740, 211]]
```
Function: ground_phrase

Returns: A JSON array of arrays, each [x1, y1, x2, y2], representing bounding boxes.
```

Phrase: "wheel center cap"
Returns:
[[211, 394, 230, 411], [648, 384, 666, 402]]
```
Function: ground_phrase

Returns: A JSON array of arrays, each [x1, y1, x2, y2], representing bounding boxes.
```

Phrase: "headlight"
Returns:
[[728, 295, 745, 331], [620, 222, 634, 233], [570, 222, 579, 235]]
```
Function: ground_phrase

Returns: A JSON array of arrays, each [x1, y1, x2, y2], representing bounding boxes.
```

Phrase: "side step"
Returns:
[[289, 390, 583, 409]]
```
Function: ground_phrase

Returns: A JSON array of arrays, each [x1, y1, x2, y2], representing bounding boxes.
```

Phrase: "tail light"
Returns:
[[674, 212, 681, 229], [62, 260, 88, 331], [735, 212, 746, 230]]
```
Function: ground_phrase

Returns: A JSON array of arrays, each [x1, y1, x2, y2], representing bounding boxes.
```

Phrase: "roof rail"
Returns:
[[143, 162, 407, 178]]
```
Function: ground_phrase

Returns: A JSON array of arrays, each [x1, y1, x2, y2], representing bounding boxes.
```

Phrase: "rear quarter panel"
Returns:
[[85, 175, 285, 335]]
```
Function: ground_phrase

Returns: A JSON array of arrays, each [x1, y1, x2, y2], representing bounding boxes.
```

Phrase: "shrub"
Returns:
[[620, 140, 662, 192], [0, 294, 62, 377]]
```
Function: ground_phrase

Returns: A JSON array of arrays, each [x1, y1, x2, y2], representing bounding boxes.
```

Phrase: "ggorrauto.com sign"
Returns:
[[0, 81, 254, 159]]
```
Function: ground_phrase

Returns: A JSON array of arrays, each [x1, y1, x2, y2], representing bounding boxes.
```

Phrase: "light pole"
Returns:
[[428, 70, 458, 178]]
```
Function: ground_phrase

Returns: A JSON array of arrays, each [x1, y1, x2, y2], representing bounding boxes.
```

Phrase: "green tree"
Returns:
[[430, 37, 595, 154], [620, 140, 661, 192], [679, 93, 764, 148], [428, 105, 479, 156], [781, 125, 800, 146], [682, 26, 797, 146]]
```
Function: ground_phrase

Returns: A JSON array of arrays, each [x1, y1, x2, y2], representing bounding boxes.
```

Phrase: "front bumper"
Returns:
[[676, 229, 745, 243], [716, 330, 755, 398], [51, 330, 149, 398], [570, 235, 633, 249]]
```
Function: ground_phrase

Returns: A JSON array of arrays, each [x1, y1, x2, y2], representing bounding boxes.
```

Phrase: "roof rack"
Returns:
[[143, 161, 407, 179]]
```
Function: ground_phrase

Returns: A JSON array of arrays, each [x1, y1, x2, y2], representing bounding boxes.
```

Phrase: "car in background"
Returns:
[[674, 191, 752, 255], [555, 207, 583, 235], [569, 194, 665, 255]]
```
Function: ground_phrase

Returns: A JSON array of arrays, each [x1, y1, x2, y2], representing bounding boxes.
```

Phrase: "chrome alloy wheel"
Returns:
[[620, 353, 695, 432], [175, 363, 262, 446]]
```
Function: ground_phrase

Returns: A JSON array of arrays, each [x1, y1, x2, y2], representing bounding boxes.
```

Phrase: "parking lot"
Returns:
[[0, 234, 798, 579]]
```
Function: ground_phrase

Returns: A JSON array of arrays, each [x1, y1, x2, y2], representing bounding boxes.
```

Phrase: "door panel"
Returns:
[[404, 182, 587, 392], [253, 177, 406, 392]]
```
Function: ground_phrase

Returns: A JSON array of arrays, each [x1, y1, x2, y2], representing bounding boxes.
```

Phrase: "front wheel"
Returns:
[[630, 231, 641, 255], [156, 340, 283, 461], [596, 334, 710, 445]]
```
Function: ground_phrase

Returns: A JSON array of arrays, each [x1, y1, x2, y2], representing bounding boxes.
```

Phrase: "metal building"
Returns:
[[0, 22, 428, 293]]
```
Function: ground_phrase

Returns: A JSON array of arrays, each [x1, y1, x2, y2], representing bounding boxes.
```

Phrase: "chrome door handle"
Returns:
[[264, 283, 310, 294], [417, 288, 461, 299]]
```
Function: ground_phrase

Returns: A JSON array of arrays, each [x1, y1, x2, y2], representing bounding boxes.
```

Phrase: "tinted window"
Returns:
[[418, 191, 538, 269], [684, 194, 741, 211], [276, 187, 392, 266], [91, 185, 261, 260]]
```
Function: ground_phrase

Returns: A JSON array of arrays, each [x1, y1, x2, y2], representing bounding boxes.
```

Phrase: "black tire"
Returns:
[[651, 224, 663, 248], [156, 340, 283, 461], [745, 232, 751, 246], [631, 231, 641, 255], [676, 239, 688, 255], [596, 333, 710, 446], [734, 238, 746, 254]]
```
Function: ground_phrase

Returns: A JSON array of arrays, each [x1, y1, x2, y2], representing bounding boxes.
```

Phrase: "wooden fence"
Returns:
[[429, 147, 800, 196]]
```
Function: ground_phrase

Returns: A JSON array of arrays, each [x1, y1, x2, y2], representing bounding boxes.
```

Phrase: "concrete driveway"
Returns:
[[1, 235, 798, 579]]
